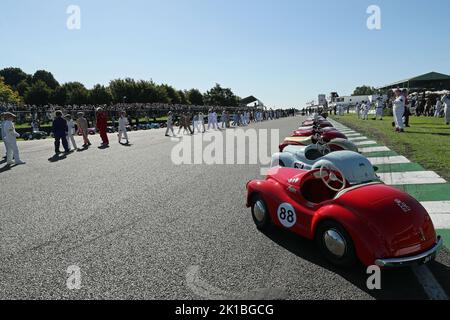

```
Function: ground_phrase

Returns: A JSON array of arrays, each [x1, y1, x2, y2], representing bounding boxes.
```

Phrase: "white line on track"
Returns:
[[421, 201, 450, 214], [359, 146, 391, 153], [354, 140, 377, 146], [345, 133, 362, 137], [377, 171, 446, 185], [348, 136, 369, 141], [412, 265, 448, 300], [368, 156, 410, 165], [427, 214, 450, 229]]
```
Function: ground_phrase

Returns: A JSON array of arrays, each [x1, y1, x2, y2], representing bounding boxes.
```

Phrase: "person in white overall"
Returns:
[[362, 101, 371, 120], [118, 111, 129, 144], [65, 114, 78, 151], [165, 112, 175, 137], [442, 94, 450, 125], [434, 98, 443, 117], [356, 102, 362, 119], [393, 89, 406, 132], [374, 98, 384, 120], [1, 112, 25, 165], [208, 109, 218, 130]]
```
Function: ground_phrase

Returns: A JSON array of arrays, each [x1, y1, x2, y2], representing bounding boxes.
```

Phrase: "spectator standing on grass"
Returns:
[[442, 94, 450, 125], [435, 98, 443, 117], [77, 112, 91, 148], [65, 114, 78, 151], [374, 98, 384, 120], [403, 89, 411, 128], [96, 107, 109, 147], [52, 111, 70, 155], [393, 89, 406, 133]]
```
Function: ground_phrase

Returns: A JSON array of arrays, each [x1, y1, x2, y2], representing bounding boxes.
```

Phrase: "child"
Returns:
[[118, 111, 129, 144], [65, 114, 78, 151], [77, 112, 91, 147], [2, 112, 25, 165], [52, 110, 70, 154], [165, 111, 176, 136]]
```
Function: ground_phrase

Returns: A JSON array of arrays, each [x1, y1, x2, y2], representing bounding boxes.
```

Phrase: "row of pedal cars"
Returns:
[[20, 122, 164, 140], [246, 115, 443, 268]]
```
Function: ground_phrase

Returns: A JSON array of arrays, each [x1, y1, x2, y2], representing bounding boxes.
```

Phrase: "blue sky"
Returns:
[[1, 0, 449, 107]]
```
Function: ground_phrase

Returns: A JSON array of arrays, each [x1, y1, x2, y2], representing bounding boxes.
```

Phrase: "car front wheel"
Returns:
[[251, 195, 271, 231], [316, 220, 357, 267]]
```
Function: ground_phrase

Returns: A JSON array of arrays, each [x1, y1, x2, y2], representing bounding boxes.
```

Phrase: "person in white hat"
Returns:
[[374, 97, 384, 120], [1, 112, 25, 165], [393, 89, 405, 132], [165, 111, 176, 136], [118, 111, 129, 144], [1, 113, 7, 159], [65, 114, 78, 151], [434, 97, 443, 117]]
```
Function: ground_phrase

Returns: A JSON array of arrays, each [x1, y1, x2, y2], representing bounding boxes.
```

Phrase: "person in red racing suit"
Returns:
[[96, 107, 109, 146]]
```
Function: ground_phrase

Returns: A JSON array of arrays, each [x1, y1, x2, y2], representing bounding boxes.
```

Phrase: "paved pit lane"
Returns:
[[0, 116, 448, 300]]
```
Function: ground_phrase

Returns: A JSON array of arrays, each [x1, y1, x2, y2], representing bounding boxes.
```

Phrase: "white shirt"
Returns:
[[67, 119, 76, 135], [442, 96, 450, 108], [118, 116, 129, 130], [1, 120, 19, 142], [393, 96, 405, 109]]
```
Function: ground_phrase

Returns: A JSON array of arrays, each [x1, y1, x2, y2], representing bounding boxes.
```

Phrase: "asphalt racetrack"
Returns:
[[1, 116, 449, 300]]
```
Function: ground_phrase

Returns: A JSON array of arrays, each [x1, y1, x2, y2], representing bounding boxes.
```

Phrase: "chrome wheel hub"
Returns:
[[254, 200, 266, 223], [323, 229, 346, 258]]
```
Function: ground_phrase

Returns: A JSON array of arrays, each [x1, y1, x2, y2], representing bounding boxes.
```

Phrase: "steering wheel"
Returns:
[[319, 163, 347, 192], [318, 143, 331, 156]]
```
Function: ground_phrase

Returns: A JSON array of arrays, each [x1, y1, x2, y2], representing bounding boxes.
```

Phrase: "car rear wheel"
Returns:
[[316, 220, 357, 267], [251, 195, 271, 231]]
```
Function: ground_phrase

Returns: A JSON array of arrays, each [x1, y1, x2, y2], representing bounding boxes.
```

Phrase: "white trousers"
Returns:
[[445, 106, 449, 124], [393, 105, 405, 129], [67, 133, 77, 150], [4, 139, 21, 163], [376, 108, 383, 118], [165, 123, 175, 136], [435, 108, 442, 117], [118, 129, 128, 142], [208, 120, 218, 130]]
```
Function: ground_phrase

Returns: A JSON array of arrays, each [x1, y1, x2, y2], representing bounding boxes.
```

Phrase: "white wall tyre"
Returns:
[[251, 195, 271, 231], [316, 220, 357, 267]]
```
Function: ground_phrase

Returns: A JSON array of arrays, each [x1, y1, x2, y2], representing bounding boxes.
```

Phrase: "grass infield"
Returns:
[[331, 114, 450, 181]]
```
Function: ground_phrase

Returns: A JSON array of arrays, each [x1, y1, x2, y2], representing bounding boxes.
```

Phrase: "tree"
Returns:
[[17, 79, 31, 96], [32, 70, 59, 90], [0, 77, 22, 105], [186, 89, 204, 105], [178, 90, 188, 105], [51, 86, 68, 105], [352, 85, 376, 96], [24, 80, 52, 106], [63, 82, 89, 105], [109, 78, 138, 103], [89, 84, 112, 105], [0, 67, 30, 89], [203, 83, 239, 106], [161, 84, 181, 104]]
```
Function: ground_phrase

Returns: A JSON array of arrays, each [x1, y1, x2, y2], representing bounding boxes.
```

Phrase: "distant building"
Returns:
[[377, 72, 450, 92]]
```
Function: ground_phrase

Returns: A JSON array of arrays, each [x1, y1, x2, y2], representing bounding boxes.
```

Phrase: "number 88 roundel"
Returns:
[[277, 203, 297, 228]]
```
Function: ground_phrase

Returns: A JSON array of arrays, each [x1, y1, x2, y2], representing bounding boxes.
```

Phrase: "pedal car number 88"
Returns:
[[277, 203, 296, 228]]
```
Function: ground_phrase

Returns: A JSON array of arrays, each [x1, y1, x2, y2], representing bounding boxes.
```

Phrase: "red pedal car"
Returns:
[[279, 131, 351, 152], [246, 161, 443, 268]]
